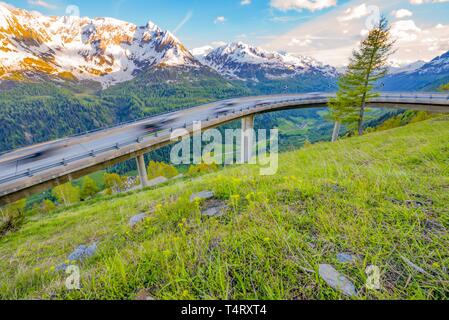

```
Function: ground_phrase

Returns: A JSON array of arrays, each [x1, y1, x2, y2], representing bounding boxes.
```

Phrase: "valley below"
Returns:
[[1, 116, 448, 299]]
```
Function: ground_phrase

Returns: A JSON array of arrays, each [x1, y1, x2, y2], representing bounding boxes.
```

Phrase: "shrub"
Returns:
[[41, 199, 56, 213], [147, 161, 178, 179], [439, 83, 449, 91], [104, 173, 124, 194], [80, 176, 100, 200], [187, 163, 219, 177], [0, 199, 26, 236], [52, 183, 80, 206]]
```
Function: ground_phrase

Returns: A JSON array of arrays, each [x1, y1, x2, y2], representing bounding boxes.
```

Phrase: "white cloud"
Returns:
[[338, 3, 371, 21], [270, 0, 337, 12], [392, 9, 413, 18], [265, 0, 449, 67], [211, 41, 227, 47], [27, 0, 57, 10], [269, 15, 307, 23], [391, 20, 421, 42], [241, 0, 252, 5], [214, 16, 227, 24], [288, 37, 312, 46], [409, 0, 449, 4]]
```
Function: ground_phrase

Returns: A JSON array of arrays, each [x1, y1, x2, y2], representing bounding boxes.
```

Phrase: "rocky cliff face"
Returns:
[[0, 3, 199, 87]]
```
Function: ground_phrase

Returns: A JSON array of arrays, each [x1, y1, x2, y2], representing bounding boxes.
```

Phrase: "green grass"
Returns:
[[0, 116, 449, 300]]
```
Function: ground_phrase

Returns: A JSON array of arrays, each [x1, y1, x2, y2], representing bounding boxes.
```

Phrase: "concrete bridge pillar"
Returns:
[[241, 115, 255, 164], [136, 154, 149, 188]]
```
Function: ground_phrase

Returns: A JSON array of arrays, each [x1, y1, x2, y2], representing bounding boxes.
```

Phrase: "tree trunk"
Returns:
[[358, 102, 366, 136], [332, 121, 341, 142]]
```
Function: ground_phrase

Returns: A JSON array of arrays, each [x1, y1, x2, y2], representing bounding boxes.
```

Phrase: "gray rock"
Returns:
[[202, 204, 229, 217], [148, 176, 168, 187], [56, 242, 98, 272], [190, 191, 214, 203], [129, 213, 148, 227], [172, 174, 184, 180], [67, 243, 98, 262], [337, 253, 359, 264], [319, 264, 357, 297], [135, 289, 156, 301], [55, 263, 68, 272]]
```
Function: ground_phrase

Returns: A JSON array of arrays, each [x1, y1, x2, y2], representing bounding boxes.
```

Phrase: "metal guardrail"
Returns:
[[1, 93, 449, 187]]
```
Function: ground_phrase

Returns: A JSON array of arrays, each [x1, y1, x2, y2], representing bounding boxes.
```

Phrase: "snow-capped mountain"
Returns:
[[0, 3, 199, 87], [193, 42, 338, 82], [388, 60, 426, 75], [191, 45, 214, 59], [415, 51, 449, 76], [382, 51, 449, 91]]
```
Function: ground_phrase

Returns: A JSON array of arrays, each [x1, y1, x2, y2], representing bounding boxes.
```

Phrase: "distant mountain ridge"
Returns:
[[382, 51, 449, 91], [388, 61, 426, 75], [0, 3, 200, 88], [194, 42, 338, 82]]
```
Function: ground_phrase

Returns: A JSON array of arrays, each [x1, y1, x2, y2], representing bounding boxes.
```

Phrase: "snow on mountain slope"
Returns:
[[0, 3, 199, 87], [191, 45, 214, 58], [388, 60, 426, 75], [382, 50, 449, 91], [415, 51, 449, 75], [193, 42, 338, 81]]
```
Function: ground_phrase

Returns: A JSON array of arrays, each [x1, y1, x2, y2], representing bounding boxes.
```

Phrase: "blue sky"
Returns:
[[4, 0, 351, 46], [4, 0, 449, 66]]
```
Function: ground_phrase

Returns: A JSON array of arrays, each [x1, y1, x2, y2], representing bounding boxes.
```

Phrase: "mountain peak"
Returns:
[[144, 20, 161, 32], [194, 41, 338, 81], [0, 6, 198, 87]]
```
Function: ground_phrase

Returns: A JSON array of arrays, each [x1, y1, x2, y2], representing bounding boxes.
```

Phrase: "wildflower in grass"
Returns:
[[155, 204, 163, 212], [33, 267, 41, 272], [50, 266, 55, 272], [230, 194, 241, 203], [263, 237, 271, 243], [246, 192, 255, 202], [256, 192, 265, 199], [230, 194, 241, 212], [232, 178, 242, 185], [163, 250, 172, 257], [65, 260, 70, 264]]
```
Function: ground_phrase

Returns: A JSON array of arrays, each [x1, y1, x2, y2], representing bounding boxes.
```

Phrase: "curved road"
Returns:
[[1, 92, 449, 205]]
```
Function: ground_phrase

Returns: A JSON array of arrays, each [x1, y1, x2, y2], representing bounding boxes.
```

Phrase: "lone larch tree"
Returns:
[[329, 16, 395, 141]]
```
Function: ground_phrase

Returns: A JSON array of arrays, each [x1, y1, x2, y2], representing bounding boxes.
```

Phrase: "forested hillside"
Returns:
[[0, 73, 250, 153]]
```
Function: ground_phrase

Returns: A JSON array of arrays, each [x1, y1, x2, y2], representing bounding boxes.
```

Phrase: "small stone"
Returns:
[[202, 204, 228, 217], [67, 243, 98, 262], [135, 289, 156, 301], [172, 174, 184, 180], [148, 176, 168, 187], [337, 252, 359, 264], [129, 213, 148, 227], [55, 263, 68, 272], [319, 264, 357, 297], [190, 191, 214, 203]]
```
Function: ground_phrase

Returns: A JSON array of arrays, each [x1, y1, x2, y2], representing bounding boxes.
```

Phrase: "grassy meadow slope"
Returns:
[[0, 116, 448, 300]]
